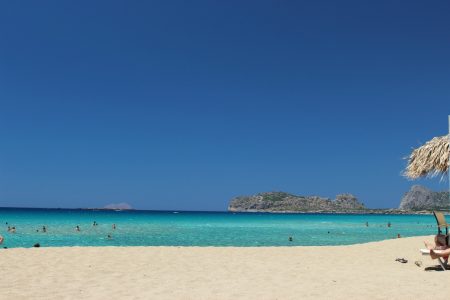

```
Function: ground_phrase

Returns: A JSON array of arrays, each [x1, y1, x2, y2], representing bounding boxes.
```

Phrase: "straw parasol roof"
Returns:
[[404, 135, 449, 179]]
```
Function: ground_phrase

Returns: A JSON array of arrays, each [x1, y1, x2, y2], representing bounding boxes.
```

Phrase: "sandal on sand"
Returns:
[[395, 258, 408, 263]]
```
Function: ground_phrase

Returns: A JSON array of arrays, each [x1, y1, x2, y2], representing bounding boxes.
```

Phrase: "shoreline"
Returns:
[[0, 235, 432, 249], [1, 235, 449, 299]]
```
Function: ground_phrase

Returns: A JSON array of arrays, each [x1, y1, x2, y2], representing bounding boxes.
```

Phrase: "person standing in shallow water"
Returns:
[[76, 225, 80, 232], [112, 224, 116, 230]]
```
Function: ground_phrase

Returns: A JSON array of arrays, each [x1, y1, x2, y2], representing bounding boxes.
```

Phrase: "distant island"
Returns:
[[228, 186, 450, 214], [103, 202, 133, 210]]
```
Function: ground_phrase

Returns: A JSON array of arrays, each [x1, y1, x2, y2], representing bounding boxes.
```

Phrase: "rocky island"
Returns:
[[103, 202, 133, 210], [228, 186, 450, 214], [228, 192, 366, 213]]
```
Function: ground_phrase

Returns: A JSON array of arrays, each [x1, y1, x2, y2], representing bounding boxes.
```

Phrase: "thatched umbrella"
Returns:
[[404, 135, 449, 180]]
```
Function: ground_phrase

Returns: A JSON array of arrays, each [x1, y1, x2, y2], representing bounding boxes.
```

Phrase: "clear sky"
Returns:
[[1, 1, 449, 210]]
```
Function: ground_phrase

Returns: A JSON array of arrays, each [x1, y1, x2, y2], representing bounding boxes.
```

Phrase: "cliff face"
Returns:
[[399, 185, 449, 210], [228, 192, 365, 212]]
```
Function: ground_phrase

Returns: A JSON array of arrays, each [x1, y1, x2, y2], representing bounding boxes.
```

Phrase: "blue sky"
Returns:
[[1, 1, 449, 210]]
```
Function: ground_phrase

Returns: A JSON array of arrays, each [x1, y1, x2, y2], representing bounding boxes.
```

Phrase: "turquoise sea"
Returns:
[[0, 208, 437, 248]]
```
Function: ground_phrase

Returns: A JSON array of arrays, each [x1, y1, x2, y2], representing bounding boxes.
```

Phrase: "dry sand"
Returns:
[[1, 235, 449, 300]]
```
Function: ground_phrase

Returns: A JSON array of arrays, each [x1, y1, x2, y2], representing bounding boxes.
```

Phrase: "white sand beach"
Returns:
[[0, 235, 448, 300]]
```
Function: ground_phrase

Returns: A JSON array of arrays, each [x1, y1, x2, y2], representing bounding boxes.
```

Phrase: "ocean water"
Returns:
[[0, 208, 438, 248]]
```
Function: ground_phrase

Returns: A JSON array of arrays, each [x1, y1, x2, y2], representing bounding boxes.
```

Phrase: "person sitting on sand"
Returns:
[[424, 235, 449, 260], [429, 248, 450, 260], [425, 234, 447, 250]]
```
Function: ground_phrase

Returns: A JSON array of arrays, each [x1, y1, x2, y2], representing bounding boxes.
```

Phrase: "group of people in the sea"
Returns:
[[0, 221, 118, 247], [35, 226, 47, 233], [74, 222, 116, 240], [365, 221, 402, 238], [364, 221, 392, 228], [286, 221, 404, 243], [74, 222, 116, 232]]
